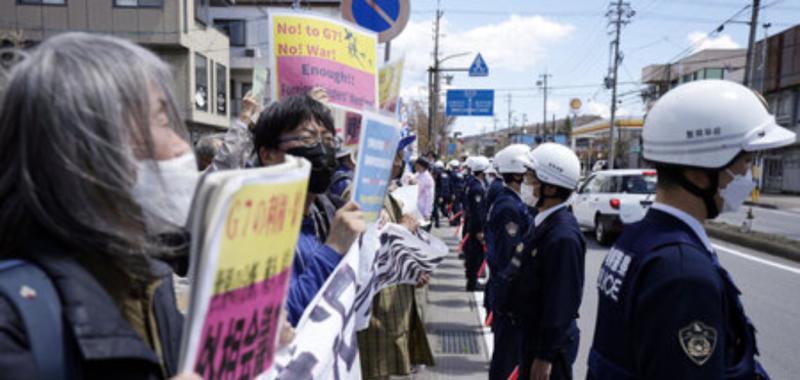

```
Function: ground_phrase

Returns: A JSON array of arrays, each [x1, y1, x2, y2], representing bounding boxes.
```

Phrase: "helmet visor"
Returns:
[[743, 119, 796, 152]]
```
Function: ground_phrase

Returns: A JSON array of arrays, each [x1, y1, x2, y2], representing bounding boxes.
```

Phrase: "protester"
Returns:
[[251, 94, 366, 326], [414, 157, 435, 226], [194, 134, 223, 171], [0, 32, 198, 380], [357, 138, 435, 380], [207, 92, 258, 172]]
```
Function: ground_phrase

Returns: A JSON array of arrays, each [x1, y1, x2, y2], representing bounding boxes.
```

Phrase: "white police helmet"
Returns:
[[494, 144, 531, 174], [448, 159, 460, 169], [524, 143, 581, 190], [467, 156, 491, 172], [435, 160, 445, 168], [643, 80, 796, 168]]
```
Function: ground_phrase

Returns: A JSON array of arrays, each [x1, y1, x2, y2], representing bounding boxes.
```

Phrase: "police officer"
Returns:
[[434, 160, 452, 224], [485, 144, 536, 380], [509, 143, 585, 380], [587, 80, 795, 380], [463, 155, 491, 291], [448, 159, 466, 226]]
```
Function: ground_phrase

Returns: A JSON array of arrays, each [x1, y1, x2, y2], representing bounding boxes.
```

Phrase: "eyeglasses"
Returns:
[[279, 132, 339, 149]]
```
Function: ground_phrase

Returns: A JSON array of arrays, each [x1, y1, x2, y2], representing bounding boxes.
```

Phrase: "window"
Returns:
[[214, 19, 246, 47], [114, 0, 163, 7], [195, 53, 208, 112], [216, 63, 227, 115], [704, 68, 723, 80], [195, 0, 209, 25], [18, 0, 66, 4], [580, 175, 600, 194], [620, 175, 657, 194]]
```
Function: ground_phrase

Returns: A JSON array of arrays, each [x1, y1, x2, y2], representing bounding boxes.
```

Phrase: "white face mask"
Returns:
[[520, 183, 538, 207], [719, 168, 754, 214], [132, 151, 200, 234]]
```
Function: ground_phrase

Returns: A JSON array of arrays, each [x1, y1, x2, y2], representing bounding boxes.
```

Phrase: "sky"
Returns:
[[381, 0, 800, 137]]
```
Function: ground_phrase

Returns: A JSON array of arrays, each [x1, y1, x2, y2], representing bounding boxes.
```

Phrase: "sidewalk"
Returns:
[[414, 226, 490, 380], [746, 193, 800, 213]]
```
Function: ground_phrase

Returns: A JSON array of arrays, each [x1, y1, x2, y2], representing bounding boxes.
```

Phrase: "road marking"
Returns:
[[714, 244, 800, 275]]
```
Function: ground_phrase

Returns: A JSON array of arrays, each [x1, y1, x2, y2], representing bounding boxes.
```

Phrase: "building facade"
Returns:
[[751, 24, 800, 193], [641, 48, 746, 110], [0, 0, 233, 138]]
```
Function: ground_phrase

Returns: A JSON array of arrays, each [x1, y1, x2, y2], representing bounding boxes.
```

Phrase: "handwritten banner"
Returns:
[[269, 11, 378, 109], [351, 111, 402, 223], [328, 103, 364, 149], [180, 158, 311, 380], [378, 58, 404, 113]]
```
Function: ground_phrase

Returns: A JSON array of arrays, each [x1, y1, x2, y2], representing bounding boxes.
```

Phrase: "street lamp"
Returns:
[[429, 51, 472, 155]]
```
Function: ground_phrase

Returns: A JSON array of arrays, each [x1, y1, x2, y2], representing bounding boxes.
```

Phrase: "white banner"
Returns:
[[261, 223, 448, 379]]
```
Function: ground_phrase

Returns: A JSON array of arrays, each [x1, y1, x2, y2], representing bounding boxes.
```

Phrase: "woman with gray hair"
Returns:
[[0, 33, 199, 379]]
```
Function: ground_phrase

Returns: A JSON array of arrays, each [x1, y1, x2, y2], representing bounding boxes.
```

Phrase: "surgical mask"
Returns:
[[719, 168, 755, 213], [132, 151, 200, 234], [520, 183, 538, 207], [287, 142, 337, 194]]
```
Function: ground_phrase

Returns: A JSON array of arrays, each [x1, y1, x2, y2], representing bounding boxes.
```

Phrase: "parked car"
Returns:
[[569, 169, 657, 245]]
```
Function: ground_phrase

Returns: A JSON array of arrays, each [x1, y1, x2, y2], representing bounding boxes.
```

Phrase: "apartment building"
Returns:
[[0, 0, 233, 136]]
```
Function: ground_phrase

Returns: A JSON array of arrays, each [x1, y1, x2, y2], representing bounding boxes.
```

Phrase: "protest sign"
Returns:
[[251, 65, 269, 105], [328, 103, 363, 148], [351, 111, 402, 223], [268, 11, 378, 109], [180, 157, 310, 380], [262, 222, 448, 380], [378, 57, 404, 113]]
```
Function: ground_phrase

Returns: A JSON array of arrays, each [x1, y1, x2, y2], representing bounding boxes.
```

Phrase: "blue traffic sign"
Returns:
[[468, 53, 489, 77], [446, 89, 494, 116], [342, 0, 410, 43]]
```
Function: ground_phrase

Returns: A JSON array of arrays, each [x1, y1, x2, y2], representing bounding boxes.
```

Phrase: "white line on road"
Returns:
[[714, 244, 800, 275]]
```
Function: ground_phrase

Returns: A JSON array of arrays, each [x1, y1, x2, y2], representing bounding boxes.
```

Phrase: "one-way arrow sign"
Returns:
[[468, 53, 488, 77]]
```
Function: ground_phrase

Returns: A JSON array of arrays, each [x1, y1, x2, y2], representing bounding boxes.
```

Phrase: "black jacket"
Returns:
[[0, 240, 184, 380]]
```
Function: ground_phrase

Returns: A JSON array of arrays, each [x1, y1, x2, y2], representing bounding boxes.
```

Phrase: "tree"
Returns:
[[407, 99, 456, 155]]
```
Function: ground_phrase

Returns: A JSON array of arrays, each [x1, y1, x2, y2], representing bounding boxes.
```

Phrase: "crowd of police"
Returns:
[[434, 80, 795, 380]]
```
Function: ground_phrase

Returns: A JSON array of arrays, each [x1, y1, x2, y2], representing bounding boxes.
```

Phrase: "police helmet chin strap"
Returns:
[[675, 170, 720, 219]]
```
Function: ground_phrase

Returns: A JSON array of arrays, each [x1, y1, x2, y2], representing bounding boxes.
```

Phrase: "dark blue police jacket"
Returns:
[[587, 208, 767, 380], [509, 206, 585, 361], [464, 175, 488, 236], [286, 217, 343, 326], [436, 168, 452, 200], [486, 177, 505, 212], [485, 185, 534, 313], [449, 171, 465, 203]]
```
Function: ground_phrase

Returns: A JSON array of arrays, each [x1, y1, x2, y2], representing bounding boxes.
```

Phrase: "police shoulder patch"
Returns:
[[679, 321, 717, 366], [505, 222, 519, 237], [516, 243, 525, 253]]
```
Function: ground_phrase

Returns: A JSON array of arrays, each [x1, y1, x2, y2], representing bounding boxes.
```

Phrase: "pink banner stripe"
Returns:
[[277, 56, 376, 109], [194, 269, 290, 379]]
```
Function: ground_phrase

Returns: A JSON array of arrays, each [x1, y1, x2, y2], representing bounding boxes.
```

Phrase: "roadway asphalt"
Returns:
[[574, 236, 800, 379], [431, 227, 800, 379], [715, 205, 800, 241]]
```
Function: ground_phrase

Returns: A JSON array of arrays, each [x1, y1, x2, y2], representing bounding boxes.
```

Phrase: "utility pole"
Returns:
[[759, 22, 771, 93], [427, 0, 443, 154], [743, 0, 761, 87], [506, 93, 513, 130], [606, 0, 634, 170], [537, 73, 551, 139], [552, 114, 556, 139]]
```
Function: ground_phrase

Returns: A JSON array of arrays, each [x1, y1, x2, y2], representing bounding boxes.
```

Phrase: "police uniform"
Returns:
[[448, 170, 465, 225], [485, 177, 505, 215], [485, 185, 535, 380], [463, 174, 488, 291], [587, 203, 768, 380], [512, 203, 585, 380], [435, 168, 452, 221]]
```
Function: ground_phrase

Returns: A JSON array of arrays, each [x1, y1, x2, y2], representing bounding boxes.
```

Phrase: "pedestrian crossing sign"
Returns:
[[469, 53, 489, 77]]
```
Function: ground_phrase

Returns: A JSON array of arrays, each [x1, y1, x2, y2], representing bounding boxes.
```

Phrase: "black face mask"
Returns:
[[287, 143, 337, 194]]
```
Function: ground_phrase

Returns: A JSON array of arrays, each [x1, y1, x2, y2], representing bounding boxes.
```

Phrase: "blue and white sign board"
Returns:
[[351, 111, 402, 223], [468, 53, 489, 77], [446, 89, 494, 116], [342, 0, 411, 43]]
